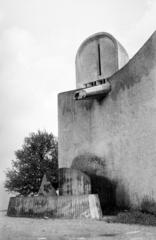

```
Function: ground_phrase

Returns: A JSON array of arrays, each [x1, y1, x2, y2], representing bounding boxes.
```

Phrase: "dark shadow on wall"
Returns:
[[71, 153, 117, 214], [90, 175, 116, 214]]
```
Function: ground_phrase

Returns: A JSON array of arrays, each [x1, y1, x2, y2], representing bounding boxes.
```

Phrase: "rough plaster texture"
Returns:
[[76, 32, 129, 88], [58, 31, 156, 208]]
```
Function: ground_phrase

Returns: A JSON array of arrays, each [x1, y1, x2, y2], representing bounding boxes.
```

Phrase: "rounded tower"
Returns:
[[75, 32, 129, 89]]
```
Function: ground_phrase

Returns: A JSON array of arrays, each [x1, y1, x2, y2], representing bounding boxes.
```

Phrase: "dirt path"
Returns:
[[0, 212, 156, 240]]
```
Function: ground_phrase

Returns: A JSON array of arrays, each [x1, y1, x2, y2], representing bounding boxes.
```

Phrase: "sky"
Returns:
[[0, 0, 156, 209]]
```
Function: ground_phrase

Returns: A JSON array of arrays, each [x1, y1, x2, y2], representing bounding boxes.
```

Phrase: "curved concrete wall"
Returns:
[[58, 168, 91, 196], [75, 32, 129, 89], [58, 31, 156, 208]]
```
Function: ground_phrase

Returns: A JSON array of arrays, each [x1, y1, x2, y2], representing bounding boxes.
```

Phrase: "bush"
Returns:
[[107, 210, 156, 226], [5, 130, 58, 195], [141, 196, 156, 216]]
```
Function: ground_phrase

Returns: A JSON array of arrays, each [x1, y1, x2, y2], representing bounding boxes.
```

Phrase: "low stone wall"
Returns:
[[7, 194, 102, 219]]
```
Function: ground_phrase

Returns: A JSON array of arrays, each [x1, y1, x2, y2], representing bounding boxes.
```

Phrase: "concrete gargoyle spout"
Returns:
[[74, 81, 111, 100]]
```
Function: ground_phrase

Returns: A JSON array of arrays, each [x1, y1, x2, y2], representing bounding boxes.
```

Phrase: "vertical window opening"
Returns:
[[98, 43, 102, 76]]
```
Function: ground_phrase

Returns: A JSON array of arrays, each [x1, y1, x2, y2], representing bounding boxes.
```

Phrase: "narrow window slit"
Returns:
[[98, 43, 102, 76]]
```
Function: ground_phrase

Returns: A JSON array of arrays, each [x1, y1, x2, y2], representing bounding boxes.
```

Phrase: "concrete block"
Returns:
[[38, 174, 57, 197], [7, 194, 102, 219], [58, 168, 91, 196]]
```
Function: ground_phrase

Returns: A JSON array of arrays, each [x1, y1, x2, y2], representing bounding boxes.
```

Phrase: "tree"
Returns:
[[4, 130, 58, 195]]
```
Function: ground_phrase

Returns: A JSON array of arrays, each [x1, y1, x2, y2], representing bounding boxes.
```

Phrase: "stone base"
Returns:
[[7, 194, 102, 219]]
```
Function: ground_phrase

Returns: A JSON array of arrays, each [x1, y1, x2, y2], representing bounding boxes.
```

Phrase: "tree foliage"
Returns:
[[5, 130, 58, 195]]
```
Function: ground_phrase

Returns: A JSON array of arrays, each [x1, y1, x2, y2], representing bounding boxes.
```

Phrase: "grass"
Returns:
[[106, 210, 156, 226], [106, 197, 156, 226], [141, 196, 156, 215]]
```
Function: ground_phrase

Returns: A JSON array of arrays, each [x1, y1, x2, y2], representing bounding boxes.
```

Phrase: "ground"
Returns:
[[1, 211, 156, 240]]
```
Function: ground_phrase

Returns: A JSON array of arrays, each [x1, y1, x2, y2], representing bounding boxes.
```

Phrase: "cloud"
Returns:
[[124, 0, 156, 56], [146, 0, 154, 8], [0, 26, 66, 208], [0, 26, 73, 181]]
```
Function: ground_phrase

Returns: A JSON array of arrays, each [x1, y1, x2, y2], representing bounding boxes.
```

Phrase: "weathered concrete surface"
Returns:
[[71, 155, 116, 212], [7, 194, 102, 219], [58, 31, 156, 209], [38, 174, 57, 196], [76, 32, 129, 88], [58, 168, 91, 196], [1, 211, 156, 240]]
